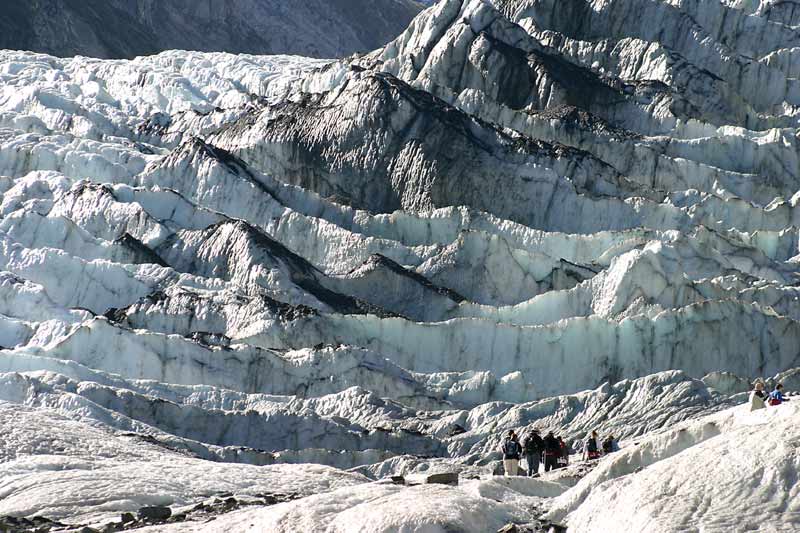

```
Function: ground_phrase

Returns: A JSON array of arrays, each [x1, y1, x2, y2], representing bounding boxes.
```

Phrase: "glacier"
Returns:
[[1, 0, 800, 531]]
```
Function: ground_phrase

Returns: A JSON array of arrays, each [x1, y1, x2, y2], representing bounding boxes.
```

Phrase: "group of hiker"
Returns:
[[750, 382, 791, 411], [583, 430, 618, 460], [499, 428, 618, 476], [499, 381, 791, 477]]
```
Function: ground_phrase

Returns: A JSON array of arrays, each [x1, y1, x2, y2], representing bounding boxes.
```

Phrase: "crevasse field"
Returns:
[[1, 0, 800, 531]]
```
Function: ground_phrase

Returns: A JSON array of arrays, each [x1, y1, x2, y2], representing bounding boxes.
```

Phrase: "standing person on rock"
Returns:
[[584, 430, 600, 460], [768, 383, 790, 406], [750, 381, 767, 411], [522, 428, 544, 477], [558, 437, 569, 468], [543, 431, 560, 472], [500, 429, 522, 476]]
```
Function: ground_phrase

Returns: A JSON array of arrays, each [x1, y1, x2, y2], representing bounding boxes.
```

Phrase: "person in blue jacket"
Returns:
[[768, 383, 790, 406], [500, 429, 522, 476]]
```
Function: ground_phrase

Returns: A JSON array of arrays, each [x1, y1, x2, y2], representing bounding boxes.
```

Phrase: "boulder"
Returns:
[[137, 506, 172, 522], [223, 497, 238, 509], [701, 371, 750, 395], [425, 472, 458, 485]]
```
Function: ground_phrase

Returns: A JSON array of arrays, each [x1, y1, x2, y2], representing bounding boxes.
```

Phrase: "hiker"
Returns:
[[543, 431, 560, 472], [500, 430, 521, 476], [768, 383, 790, 406], [558, 437, 569, 468], [522, 428, 544, 476], [602, 435, 614, 455], [584, 430, 600, 460], [749, 381, 767, 411]]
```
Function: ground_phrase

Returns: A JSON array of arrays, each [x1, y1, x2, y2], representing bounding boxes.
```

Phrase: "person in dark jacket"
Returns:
[[543, 431, 560, 472], [500, 429, 522, 476], [522, 428, 544, 476], [585, 430, 600, 460], [602, 435, 615, 454], [522, 429, 544, 477]]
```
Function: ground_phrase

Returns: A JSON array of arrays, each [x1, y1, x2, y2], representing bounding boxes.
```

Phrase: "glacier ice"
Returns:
[[1, 0, 800, 530]]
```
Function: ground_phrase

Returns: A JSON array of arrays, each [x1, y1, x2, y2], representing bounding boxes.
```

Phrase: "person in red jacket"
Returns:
[[558, 437, 569, 468]]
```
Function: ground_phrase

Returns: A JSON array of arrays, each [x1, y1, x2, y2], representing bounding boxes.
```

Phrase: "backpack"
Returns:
[[768, 397, 781, 406], [524, 435, 542, 455], [503, 439, 520, 457]]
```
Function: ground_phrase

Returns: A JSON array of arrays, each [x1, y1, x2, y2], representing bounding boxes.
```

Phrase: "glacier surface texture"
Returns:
[[0, 0, 799, 531]]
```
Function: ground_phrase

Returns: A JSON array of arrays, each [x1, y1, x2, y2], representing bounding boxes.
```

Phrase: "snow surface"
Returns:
[[137, 481, 538, 533], [547, 402, 800, 532], [125, 402, 800, 532], [0, 401, 367, 525]]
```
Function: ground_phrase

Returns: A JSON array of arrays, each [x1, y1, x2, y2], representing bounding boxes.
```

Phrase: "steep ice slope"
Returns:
[[365, 0, 800, 202], [1, 0, 800, 529], [0, 6, 796, 406], [0, 0, 424, 60]]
